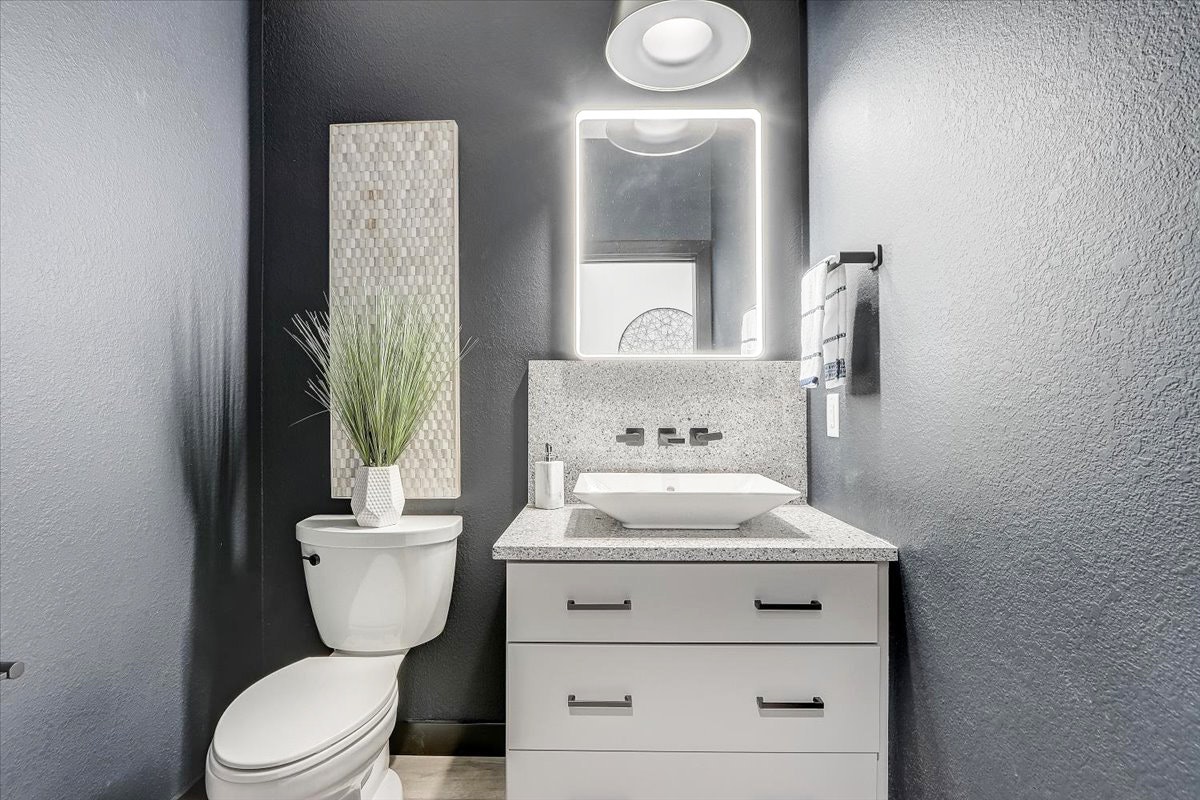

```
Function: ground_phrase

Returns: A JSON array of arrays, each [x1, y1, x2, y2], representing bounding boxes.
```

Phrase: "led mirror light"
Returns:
[[606, 0, 751, 92], [575, 109, 764, 359]]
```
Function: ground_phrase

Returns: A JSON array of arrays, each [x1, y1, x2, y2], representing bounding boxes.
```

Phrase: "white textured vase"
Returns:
[[350, 465, 406, 527]]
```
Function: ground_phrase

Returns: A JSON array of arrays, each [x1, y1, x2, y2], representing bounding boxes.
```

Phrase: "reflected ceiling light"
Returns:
[[606, 0, 751, 92], [604, 118, 718, 156], [632, 118, 691, 141]]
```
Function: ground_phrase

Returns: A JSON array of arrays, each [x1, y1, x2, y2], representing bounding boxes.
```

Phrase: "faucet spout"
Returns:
[[658, 427, 686, 446]]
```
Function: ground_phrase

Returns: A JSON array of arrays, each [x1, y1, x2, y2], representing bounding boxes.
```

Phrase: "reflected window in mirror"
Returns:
[[575, 109, 762, 359]]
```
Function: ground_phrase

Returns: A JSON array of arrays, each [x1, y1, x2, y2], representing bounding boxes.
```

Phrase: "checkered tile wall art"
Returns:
[[328, 121, 461, 498]]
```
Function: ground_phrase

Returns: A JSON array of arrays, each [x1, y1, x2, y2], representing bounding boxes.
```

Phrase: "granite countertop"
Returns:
[[492, 504, 897, 562]]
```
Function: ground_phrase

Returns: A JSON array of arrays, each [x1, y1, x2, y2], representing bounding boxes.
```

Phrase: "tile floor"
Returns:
[[391, 756, 505, 799]]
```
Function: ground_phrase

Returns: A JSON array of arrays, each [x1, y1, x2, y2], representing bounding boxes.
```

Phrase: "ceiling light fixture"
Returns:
[[606, 0, 751, 92]]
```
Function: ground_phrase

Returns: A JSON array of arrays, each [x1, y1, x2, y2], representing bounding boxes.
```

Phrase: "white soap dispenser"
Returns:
[[534, 443, 565, 510]]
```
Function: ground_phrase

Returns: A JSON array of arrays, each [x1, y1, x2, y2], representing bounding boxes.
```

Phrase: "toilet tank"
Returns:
[[296, 515, 462, 653]]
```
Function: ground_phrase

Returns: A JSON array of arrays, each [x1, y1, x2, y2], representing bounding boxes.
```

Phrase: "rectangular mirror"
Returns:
[[575, 109, 762, 358]]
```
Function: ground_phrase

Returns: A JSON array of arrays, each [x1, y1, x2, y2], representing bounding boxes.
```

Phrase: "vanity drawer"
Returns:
[[507, 643, 880, 753], [506, 562, 878, 643], [507, 751, 878, 800]]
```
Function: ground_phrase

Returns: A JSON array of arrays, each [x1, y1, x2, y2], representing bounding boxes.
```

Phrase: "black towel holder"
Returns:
[[827, 244, 883, 272]]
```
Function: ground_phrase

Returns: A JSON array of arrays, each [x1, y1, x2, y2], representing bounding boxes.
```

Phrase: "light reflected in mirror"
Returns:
[[575, 109, 762, 358]]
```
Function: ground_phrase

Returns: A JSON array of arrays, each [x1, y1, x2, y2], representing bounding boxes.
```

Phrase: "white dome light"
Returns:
[[606, 0, 751, 92], [631, 118, 691, 141], [604, 119, 718, 157], [641, 17, 714, 66]]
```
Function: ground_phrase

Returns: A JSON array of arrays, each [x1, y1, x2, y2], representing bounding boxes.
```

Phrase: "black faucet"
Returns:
[[658, 427, 686, 446]]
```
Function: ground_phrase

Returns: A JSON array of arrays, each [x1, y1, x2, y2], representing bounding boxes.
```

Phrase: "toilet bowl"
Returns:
[[206, 515, 463, 800]]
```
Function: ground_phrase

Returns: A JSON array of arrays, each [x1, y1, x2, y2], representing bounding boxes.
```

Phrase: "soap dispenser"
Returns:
[[534, 443, 564, 510]]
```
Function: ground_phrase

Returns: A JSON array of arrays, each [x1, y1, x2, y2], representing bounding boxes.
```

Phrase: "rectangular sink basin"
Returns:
[[573, 473, 802, 530]]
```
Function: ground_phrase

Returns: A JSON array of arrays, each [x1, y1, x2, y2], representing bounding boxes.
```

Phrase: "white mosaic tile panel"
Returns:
[[329, 121, 461, 498]]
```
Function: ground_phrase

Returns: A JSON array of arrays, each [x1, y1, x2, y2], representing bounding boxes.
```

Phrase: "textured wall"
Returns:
[[259, 0, 807, 726], [806, 2, 1200, 798], [0, 2, 255, 798]]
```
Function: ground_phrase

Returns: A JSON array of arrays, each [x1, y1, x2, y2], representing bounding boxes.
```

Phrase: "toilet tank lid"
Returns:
[[296, 515, 462, 548], [212, 656, 399, 770]]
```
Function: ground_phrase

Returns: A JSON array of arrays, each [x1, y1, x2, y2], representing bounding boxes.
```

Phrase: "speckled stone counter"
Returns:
[[492, 504, 897, 562]]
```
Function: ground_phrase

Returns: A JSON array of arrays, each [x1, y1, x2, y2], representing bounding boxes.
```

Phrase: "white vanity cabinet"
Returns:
[[495, 508, 897, 800]]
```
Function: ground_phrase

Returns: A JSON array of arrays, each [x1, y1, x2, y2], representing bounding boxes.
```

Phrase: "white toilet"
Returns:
[[206, 514, 462, 800]]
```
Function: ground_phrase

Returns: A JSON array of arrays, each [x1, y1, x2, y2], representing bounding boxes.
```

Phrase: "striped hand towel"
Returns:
[[799, 259, 830, 387], [822, 261, 848, 388]]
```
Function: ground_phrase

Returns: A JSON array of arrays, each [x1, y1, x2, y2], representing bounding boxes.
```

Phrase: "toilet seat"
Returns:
[[207, 686, 397, 788], [212, 656, 400, 773]]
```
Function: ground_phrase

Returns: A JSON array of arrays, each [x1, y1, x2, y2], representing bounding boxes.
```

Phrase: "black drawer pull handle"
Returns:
[[754, 599, 821, 611], [567, 599, 631, 611], [568, 694, 633, 709], [757, 696, 824, 710]]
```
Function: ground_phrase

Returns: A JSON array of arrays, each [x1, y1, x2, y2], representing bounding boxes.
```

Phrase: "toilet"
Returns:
[[206, 514, 462, 800]]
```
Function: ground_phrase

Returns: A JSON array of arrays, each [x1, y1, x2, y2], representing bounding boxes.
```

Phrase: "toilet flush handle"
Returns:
[[300, 553, 321, 566]]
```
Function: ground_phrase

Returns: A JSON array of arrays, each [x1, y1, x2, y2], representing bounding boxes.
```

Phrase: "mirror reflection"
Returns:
[[575, 110, 761, 358]]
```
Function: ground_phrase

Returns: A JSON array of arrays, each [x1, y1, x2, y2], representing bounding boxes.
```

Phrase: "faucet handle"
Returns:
[[615, 427, 644, 446], [689, 427, 724, 446]]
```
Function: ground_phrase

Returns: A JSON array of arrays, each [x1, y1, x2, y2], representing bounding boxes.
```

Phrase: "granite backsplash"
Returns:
[[527, 360, 807, 504]]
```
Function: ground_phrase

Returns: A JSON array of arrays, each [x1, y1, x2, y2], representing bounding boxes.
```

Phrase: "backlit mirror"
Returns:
[[575, 109, 762, 358]]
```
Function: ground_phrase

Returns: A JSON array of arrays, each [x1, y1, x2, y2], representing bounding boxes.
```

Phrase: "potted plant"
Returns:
[[290, 293, 473, 527]]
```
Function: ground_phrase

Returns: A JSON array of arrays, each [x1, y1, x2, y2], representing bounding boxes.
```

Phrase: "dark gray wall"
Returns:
[[807, 2, 1199, 798], [259, 0, 806, 727], [584, 139, 712, 243], [0, 2, 257, 798], [710, 128, 755, 351]]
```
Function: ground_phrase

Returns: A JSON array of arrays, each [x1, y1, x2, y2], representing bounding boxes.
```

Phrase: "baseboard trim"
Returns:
[[172, 775, 204, 800], [391, 721, 505, 757]]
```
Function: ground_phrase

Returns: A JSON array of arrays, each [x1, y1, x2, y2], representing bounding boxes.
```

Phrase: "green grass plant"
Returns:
[[290, 294, 474, 466]]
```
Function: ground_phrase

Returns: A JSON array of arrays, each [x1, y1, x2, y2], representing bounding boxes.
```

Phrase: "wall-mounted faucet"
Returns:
[[619, 426, 723, 446], [658, 427, 686, 446], [689, 427, 724, 446], [615, 427, 644, 446]]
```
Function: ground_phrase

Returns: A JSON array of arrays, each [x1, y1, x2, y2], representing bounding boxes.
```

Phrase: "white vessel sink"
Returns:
[[573, 473, 802, 530]]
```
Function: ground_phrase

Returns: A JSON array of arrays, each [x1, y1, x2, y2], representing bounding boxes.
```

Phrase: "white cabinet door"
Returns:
[[507, 643, 880, 753], [507, 751, 878, 800], [506, 562, 878, 643]]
